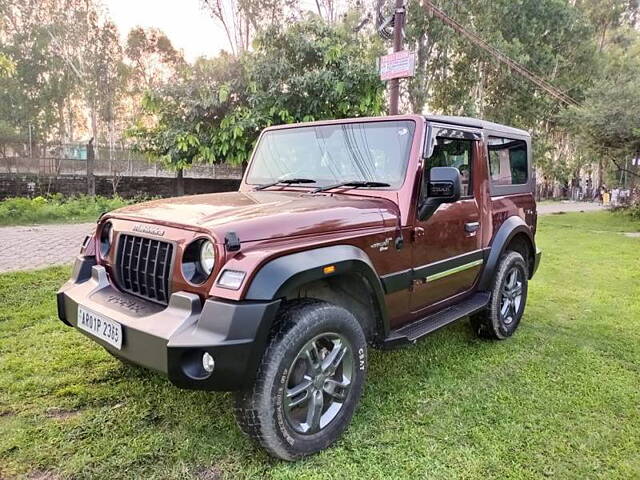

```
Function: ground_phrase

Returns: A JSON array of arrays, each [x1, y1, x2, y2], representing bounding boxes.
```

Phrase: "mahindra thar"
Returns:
[[58, 115, 541, 460]]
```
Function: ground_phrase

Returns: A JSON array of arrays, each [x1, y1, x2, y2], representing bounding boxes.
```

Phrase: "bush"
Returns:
[[0, 195, 136, 226], [611, 199, 640, 222]]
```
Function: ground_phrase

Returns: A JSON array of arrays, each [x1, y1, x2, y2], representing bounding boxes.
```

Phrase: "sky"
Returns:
[[105, 0, 229, 62]]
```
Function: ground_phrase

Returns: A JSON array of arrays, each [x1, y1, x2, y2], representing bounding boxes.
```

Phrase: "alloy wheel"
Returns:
[[500, 266, 523, 325], [283, 333, 354, 435]]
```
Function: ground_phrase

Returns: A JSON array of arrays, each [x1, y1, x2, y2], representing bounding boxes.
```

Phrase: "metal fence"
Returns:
[[0, 142, 244, 180]]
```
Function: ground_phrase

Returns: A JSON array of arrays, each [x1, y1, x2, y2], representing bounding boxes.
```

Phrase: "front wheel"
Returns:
[[234, 299, 367, 460], [471, 250, 528, 339]]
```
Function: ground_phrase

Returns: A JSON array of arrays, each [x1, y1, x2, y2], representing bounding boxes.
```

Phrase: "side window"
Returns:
[[487, 137, 528, 186], [428, 137, 473, 197]]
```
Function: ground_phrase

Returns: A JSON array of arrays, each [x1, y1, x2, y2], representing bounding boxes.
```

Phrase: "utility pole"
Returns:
[[388, 0, 406, 115]]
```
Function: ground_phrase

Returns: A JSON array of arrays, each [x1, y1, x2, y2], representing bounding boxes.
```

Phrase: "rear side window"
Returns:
[[487, 137, 528, 186]]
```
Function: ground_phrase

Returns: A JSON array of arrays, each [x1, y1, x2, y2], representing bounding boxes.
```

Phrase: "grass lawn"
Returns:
[[1, 211, 639, 479], [0, 196, 134, 226]]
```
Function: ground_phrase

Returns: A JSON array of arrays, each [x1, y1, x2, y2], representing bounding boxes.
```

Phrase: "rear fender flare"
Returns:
[[478, 216, 535, 290], [245, 245, 390, 337]]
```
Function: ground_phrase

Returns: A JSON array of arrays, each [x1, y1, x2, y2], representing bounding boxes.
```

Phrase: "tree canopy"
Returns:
[[1, 0, 639, 190], [128, 17, 385, 168]]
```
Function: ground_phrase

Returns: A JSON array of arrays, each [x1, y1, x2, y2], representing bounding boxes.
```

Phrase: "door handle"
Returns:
[[464, 221, 480, 233]]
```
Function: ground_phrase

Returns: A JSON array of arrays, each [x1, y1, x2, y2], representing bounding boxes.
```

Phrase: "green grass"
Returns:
[[1, 212, 639, 479], [0, 195, 135, 226]]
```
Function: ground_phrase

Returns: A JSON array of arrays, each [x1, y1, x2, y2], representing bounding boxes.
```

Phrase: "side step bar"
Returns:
[[383, 292, 490, 348]]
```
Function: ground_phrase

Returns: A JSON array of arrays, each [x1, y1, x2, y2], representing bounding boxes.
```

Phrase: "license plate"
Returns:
[[77, 306, 122, 350]]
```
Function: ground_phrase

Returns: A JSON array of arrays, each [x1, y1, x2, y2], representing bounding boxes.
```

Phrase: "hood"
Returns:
[[110, 190, 399, 243]]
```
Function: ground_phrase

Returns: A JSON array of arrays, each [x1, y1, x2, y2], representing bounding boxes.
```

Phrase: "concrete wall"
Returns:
[[0, 174, 241, 200]]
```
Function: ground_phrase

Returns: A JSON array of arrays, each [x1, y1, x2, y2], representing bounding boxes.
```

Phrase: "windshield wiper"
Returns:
[[311, 180, 390, 193], [254, 178, 316, 191]]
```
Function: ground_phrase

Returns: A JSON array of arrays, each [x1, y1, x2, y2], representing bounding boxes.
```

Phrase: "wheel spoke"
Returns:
[[285, 376, 312, 410], [500, 298, 510, 317], [304, 341, 322, 372], [513, 296, 522, 312], [323, 378, 350, 401], [507, 269, 517, 289], [306, 390, 324, 432], [322, 340, 347, 375]]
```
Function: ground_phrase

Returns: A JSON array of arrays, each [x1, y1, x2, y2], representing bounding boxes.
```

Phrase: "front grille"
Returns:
[[116, 234, 173, 304]]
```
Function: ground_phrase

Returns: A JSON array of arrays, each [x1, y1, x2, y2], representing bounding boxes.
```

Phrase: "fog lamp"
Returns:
[[202, 352, 215, 373]]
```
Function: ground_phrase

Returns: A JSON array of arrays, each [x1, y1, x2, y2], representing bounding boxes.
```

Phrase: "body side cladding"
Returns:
[[245, 245, 391, 337], [380, 249, 488, 294], [477, 215, 535, 290]]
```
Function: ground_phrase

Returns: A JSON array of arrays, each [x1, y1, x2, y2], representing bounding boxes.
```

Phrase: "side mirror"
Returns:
[[418, 166, 462, 221]]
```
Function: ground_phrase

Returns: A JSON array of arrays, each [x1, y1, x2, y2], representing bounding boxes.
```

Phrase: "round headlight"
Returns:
[[182, 238, 215, 284], [99, 221, 113, 256], [200, 240, 215, 275]]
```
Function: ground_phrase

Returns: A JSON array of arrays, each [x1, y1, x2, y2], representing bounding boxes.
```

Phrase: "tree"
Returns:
[[125, 27, 185, 91], [562, 31, 640, 181], [128, 17, 385, 188], [200, 0, 299, 55]]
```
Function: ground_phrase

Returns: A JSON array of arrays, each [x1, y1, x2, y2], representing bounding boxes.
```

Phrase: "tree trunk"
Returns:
[[87, 138, 96, 196], [88, 105, 98, 196], [176, 167, 185, 196]]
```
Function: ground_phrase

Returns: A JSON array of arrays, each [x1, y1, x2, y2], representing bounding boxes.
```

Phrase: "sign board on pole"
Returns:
[[379, 50, 416, 81]]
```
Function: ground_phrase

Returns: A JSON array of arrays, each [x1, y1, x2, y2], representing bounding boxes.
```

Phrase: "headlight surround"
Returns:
[[99, 221, 113, 257], [182, 238, 215, 284]]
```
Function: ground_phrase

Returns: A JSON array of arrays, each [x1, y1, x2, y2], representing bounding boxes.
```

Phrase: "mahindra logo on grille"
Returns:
[[132, 224, 165, 236]]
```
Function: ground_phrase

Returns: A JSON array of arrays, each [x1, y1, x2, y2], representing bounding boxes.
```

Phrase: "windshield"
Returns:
[[246, 120, 415, 189]]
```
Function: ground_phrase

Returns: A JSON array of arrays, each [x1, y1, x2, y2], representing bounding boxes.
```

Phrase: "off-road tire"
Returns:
[[471, 250, 528, 339], [234, 299, 367, 460]]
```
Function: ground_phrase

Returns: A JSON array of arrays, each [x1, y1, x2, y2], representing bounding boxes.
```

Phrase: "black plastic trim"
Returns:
[[245, 245, 390, 336], [478, 216, 535, 290], [167, 298, 281, 391], [532, 249, 542, 277], [380, 249, 487, 294], [56, 291, 70, 326], [380, 269, 412, 294], [413, 249, 486, 281]]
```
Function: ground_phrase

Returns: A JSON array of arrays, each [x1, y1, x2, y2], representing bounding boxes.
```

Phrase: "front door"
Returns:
[[410, 129, 483, 313]]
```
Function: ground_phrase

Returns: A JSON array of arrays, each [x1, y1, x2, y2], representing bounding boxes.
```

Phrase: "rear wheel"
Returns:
[[471, 251, 528, 339], [234, 299, 367, 460]]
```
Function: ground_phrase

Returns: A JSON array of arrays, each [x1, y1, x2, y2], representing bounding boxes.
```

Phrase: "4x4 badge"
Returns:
[[370, 237, 393, 252]]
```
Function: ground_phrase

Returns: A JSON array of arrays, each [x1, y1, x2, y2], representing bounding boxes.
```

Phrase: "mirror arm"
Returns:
[[418, 198, 441, 221]]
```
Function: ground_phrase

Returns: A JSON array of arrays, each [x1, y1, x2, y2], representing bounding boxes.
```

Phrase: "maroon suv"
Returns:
[[58, 114, 541, 460]]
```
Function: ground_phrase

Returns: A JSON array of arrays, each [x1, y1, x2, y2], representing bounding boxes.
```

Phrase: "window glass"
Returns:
[[487, 137, 528, 186], [246, 121, 415, 189], [428, 137, 473, 196]]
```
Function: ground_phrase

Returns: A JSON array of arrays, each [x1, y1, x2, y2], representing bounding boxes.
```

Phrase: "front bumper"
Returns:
[[57, 256, 280, 391]]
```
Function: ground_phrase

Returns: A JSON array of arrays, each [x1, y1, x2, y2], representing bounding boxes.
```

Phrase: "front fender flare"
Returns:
[[245, 245, 390, 337]]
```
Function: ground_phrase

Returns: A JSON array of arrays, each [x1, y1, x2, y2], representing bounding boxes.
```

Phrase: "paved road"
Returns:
[[0, 201, 607, 274], [537, 201, 604, 215], [0, 222, 94, 274]]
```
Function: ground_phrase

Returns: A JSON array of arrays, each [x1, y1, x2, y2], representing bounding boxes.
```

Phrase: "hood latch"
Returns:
[[224, 231, 241, 252]]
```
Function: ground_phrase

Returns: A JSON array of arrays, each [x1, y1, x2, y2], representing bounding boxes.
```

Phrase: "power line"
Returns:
[[423, 0, 579, 106]]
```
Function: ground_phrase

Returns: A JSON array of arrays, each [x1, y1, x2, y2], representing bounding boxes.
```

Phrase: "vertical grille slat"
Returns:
[[116, 234, 173, 305]]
